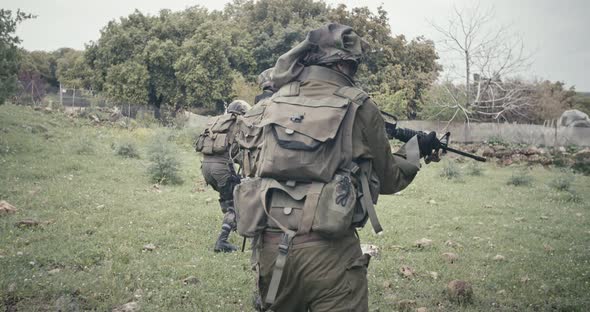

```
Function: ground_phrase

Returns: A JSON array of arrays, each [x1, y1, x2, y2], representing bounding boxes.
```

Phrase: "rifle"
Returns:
[[381, 110, 486, 162]]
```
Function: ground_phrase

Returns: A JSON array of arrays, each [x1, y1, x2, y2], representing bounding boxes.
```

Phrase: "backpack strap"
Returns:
[[334, 86, 383, 234], [258, 181, 296, 306]]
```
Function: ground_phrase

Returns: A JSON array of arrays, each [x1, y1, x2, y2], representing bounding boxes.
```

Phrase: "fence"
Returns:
[[396, 120, 590, 147]]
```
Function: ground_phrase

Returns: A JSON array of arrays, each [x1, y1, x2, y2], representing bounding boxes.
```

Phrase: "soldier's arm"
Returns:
[[356, 99, 420, 194]]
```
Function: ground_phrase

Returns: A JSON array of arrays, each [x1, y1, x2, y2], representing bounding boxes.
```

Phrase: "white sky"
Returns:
[[4, 0, 590, 91]]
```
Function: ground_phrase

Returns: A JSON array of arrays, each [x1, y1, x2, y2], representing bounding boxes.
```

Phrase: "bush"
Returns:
[[117, 117, 138, 130], [78, 107, 110, 122], [146, 132, 182, 184], [572, 151, 590, 175], [486, 136, 507, 146], [507, 169, 533, 186], [113, 139, 140, 158], [549, 171, 575, 192], [71, 135, 95, 155], [136, 112, 160, 128], [467, 162, 484, 176], [564, 189, 582, 203], [440, 161, 462, 180]]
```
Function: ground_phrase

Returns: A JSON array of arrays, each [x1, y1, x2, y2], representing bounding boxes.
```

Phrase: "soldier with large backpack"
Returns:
[[195, 100, 251, 252], [233, 23, 441, 311]]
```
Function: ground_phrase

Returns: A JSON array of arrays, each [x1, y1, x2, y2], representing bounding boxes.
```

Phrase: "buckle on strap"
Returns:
[[277, 233, 291, 255], [264, 231, 295, 306]]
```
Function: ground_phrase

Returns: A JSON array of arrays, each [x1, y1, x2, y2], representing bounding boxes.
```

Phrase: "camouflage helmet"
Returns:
[[303, 23, 369, 66], [257, 68, 274, 90], [226, 100, 251, 115]]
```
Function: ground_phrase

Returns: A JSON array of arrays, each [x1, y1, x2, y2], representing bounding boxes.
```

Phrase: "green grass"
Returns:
[[1, 104, 589, 311]]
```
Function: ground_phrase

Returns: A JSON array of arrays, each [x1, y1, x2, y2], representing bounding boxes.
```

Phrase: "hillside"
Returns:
[[1, 105, 589, 311]]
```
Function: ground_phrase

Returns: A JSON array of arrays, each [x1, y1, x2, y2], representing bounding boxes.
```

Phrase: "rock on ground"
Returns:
[[0, 201, 17, 214], [446, 280, 473, 303], [112, 302, 139, 312]]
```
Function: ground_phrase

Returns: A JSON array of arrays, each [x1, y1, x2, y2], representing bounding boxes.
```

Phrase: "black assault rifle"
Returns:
[[381, 110, 486, 162]]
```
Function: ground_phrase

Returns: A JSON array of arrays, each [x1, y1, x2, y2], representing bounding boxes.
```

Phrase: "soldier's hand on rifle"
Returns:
[[417, 131, 441, 162]]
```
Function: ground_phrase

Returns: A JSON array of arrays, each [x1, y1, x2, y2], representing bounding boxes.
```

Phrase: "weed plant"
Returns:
[[466, 162, 484, 176], [116, 117, 138, 130], [70, 135, 95, 155], [507, 169, 533, 186], [113, 139, 140, 158], [549, 171, 575, 191], [440, 160, 462, 180], [146, 132, 182, 184]]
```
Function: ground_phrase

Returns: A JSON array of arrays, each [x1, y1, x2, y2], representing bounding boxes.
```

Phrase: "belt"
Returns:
[[262, 231, 325, 245]]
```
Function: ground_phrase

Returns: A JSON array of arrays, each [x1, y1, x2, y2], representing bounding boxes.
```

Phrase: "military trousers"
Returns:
[[257, 230, 370, 312]]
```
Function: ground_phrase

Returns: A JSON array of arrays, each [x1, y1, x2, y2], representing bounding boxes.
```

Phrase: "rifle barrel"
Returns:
[[441, 144, 487, 162]]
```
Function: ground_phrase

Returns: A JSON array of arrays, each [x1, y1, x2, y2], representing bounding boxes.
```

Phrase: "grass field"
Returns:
[[1, 104, 589, 311]]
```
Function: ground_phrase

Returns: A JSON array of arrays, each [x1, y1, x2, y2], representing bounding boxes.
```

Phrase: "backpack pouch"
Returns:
[[212, 133, 228, 154], [234, 178, 268, 237], [257, 96, 351, 182], [312, 171, 357, 238], [267, 189, 305, 231]]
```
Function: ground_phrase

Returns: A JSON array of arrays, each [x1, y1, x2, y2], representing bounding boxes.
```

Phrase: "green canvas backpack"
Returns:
[[194, 114, 236, 155]]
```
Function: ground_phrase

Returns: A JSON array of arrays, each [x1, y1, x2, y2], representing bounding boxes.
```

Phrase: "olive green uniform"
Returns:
[[256, 65, 420, 311], [197, 113, 243, 252]]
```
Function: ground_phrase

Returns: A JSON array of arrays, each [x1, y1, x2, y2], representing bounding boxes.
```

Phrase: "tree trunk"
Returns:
[[465, 50, 471, 108], [153, 103, 161, 120]]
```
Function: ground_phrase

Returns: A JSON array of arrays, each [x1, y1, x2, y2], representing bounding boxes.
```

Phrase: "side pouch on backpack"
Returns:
[[194, 133, 207, 153], [212, 133, 228, 154], [197, 134, 214, 155], [234, 178, 268, 237], [312, 171, 357, 238]]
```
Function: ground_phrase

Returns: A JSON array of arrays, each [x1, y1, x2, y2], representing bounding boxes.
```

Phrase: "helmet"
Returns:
[[257, 68, 275, 90], [303, 23, 369, 66], [226, 100, 251, 115]]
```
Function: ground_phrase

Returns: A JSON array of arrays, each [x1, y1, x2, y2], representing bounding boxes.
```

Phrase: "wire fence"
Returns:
[[397, 120, 590, 147]]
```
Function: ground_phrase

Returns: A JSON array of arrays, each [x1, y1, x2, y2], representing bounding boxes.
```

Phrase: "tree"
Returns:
[[0, 9, 34, 104], [104, 61, 149, 105], [55, 49, 93, 91], [329, 4, 440, 119], [430, 3, 532, 122]]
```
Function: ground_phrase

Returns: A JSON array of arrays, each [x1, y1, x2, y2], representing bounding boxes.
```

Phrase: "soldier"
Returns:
[[235, 23, 440, 311], [254, 68, 276, 104], [234, 69, 276, 179], [195, 100, 251, 252]]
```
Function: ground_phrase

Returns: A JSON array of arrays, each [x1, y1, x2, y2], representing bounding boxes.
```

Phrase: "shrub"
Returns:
[[136, 112, 160, 128], [564, 189, 582, 203], [440, 161, 462, 180], [113, 139, 140, 158], [572, 151, 590, 176], [507, 169, 533, 186], [549, 171, 575, 192], [71, 135, 95, 155], [467, 162, 484, 176], [146, 133, 182, 184], [487, 136, 507, 146], [117, 117, 138, 130]]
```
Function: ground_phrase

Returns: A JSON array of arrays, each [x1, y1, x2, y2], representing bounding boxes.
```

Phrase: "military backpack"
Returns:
[[194, 114, 237, 155]]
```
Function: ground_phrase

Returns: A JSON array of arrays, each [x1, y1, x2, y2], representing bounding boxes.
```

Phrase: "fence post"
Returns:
[[72, 88, 76, 111], [59, 82, 63, 108], [554, 119, 558, 148]]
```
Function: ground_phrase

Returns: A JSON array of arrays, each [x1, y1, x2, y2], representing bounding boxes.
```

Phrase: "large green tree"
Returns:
[[78, 1, 440, 118], [0, 9, 34, 104]]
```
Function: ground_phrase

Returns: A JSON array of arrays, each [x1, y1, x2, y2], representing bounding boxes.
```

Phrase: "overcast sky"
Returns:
[[5, 0, 590, 91]]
